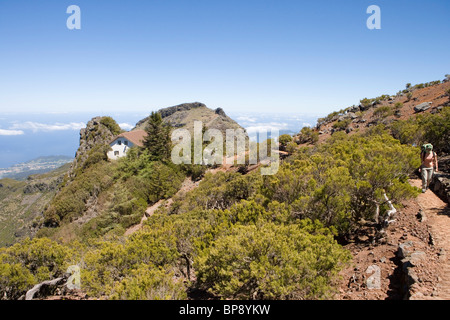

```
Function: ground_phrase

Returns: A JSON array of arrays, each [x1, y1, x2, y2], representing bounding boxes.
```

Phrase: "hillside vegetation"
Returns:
[[1, 82, 449, 300], [0, 164, 70, 247]]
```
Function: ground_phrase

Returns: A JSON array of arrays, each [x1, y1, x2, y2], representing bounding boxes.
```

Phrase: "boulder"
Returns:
[[431, 106, 444, 114], [409, 251, 426, 266], [413, 102, 432, 113], [430, 173, 450, 203], [398, 241, 414, 259], [349, 105, 360, 113], [347, 112, 358, 119], [359, 103, 370, 111], [215, 107, 227, 117]]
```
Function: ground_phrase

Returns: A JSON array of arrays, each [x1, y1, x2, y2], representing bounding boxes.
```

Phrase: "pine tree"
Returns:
[[143, 111, 171, 161]]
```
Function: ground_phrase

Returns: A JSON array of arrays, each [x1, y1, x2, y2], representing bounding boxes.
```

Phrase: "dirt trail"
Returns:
[[410, 179, 450, 299], [124, 177, 199, 236]]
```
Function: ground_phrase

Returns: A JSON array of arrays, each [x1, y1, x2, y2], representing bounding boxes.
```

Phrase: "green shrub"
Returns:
[[390, 118, 423, 145], [195, 220, 351, 299], [394, 102, 403, 109], [297, 127, 319, 144], [44, 161, 115, 226], [373, 106, 393, 119], [111, 265, 187, 300], [390, 106, 450, 153], [332, 119, 351, 130], [0, 237, 77, 299], [278, 134, 293, 150], [100, 117, 122, 136]]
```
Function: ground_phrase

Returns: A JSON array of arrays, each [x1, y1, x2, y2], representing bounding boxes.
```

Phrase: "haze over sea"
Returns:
[[0, 111, 320, 169]]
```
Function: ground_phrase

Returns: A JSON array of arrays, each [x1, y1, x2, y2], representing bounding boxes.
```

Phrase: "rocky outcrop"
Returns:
[[431, 173, 450, 203], [214, 107, 227, 117], [23, 177, 62, 194], [69, 116, 117, 178], [160, 102, 206, 119], [413, 102, 432, 113]]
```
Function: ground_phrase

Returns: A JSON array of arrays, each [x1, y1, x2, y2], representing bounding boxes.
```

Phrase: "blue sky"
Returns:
[[0, 0, 449, 116]]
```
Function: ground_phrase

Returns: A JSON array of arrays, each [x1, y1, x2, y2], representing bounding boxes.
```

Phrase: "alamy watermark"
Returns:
[[366, 264, 381, 289], [65, 5, 382, 31], [67, 5, 81, 30], [367, 5, 381, 30], [66, 265, 81, 290], [171, 121, 280, 175]]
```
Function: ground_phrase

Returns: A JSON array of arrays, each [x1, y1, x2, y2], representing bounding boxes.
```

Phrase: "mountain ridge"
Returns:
[[134, 102, 245, 135]]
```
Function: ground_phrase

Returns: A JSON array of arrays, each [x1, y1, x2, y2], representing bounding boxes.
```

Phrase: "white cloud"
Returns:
[[0, 129, 25, 136], [302, 122, 312, 128], [119, 123, 134, 131], [245, 122, 289, 135], [237, 116, 257, 123], [10, 121, 85, 133]]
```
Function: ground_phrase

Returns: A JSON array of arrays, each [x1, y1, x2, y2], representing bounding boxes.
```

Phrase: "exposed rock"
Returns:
[[409, 251, 426, 266], [413, 102, 432, 113], [214, 107, 227, 117], [430, 173, 450, 203], [159, 102, 206, 119], [349, 105, 360, 113], [23, 176, 63, 194], [397, 241, 414, 259], [359, 103, 370, 112], [69, 116, 117, 178], [346, 112, 358, 119], [430, 106, 443, 114]]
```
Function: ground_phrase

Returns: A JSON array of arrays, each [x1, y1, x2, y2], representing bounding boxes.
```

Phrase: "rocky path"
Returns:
[[410, 179, 450, 299]]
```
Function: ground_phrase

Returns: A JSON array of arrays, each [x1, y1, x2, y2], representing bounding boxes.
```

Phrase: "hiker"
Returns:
[[419, 143, 438, 193]]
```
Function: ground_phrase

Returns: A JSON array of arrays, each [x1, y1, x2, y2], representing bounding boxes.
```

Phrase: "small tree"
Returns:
[[143, 112, 172, 161], [278, 134, 293, 151], [406, 92, 413, 101], [297, 127, 319, 144], [394, 102, 403, 110]]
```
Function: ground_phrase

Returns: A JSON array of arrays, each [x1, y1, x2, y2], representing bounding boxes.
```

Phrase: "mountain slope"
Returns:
[[134, 102, 245, 135], [312, 79, 450, 143], [0, 163, 70, 246]]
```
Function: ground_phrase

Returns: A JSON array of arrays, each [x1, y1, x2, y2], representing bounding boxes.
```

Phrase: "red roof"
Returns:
[[110, 130, 147, 147]]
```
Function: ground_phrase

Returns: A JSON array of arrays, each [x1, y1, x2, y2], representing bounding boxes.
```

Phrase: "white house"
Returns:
[[107, 130, 147, 160]]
